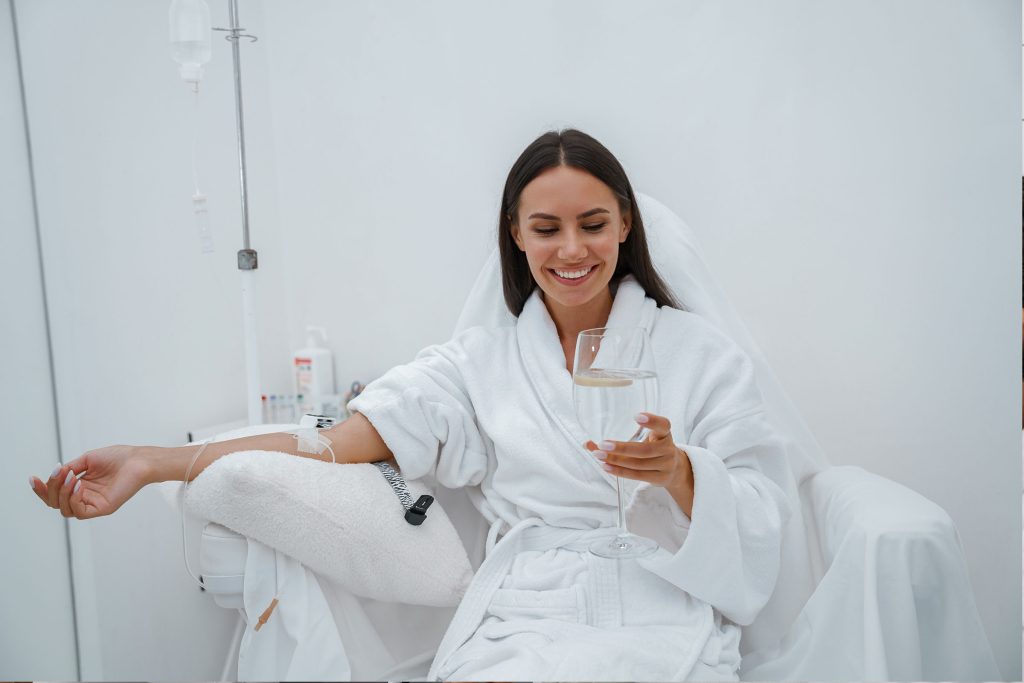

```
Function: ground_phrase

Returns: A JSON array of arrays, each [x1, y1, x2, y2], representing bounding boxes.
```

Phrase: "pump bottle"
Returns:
[[293, 326, 336, 415]]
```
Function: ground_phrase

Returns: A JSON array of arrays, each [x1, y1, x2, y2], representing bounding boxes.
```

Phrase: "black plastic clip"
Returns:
[[404, 494, 434, 525]]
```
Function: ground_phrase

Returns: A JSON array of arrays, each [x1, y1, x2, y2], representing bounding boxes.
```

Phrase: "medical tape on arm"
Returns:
[[291, 414, 337, 463]]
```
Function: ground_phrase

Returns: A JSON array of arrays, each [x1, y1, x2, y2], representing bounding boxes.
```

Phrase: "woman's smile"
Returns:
[[548, 264, 599, 286]]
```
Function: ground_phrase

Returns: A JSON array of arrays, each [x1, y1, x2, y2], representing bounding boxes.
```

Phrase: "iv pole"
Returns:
[[214, 0, 263, 426]]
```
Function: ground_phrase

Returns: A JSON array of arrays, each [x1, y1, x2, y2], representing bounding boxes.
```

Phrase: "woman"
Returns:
[[31, 129, 791, 681]]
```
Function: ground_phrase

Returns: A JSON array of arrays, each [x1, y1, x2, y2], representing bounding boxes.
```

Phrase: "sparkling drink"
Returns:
[[573, 326, 660, 559], [573, 369, 659, 443]]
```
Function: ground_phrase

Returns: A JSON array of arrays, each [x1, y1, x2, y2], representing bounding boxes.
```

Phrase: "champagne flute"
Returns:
[[573, 326, 660, 559]]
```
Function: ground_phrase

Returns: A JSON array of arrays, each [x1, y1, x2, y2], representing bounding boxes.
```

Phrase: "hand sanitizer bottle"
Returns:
[[293, 326, 336, 415]]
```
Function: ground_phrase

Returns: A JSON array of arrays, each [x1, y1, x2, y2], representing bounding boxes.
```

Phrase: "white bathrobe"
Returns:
[[347, 274, 792, 681]]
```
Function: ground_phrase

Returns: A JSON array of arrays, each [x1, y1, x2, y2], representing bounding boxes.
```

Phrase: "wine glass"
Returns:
[[573, 326, 660, 559]]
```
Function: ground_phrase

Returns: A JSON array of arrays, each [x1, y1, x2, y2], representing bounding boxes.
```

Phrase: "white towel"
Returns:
[[183, 449, 474, 606]]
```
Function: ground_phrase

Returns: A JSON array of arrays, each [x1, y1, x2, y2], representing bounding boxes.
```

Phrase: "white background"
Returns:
[[2, 0, 1019, 679]]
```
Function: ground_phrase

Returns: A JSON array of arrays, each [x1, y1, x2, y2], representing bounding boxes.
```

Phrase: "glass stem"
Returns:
[[616, 478, 627, 534], [615, 428, 645, 535]]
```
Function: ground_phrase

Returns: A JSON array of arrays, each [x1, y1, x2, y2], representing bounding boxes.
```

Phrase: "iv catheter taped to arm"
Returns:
[[293, 428, 332, 457], [292, 414, 338, 463]]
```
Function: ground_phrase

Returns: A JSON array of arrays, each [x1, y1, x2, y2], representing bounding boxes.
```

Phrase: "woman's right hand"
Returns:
[[29, 445, 151, 520]]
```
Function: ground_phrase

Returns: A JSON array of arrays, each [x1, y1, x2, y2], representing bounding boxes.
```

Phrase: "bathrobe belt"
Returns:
[[428, 518, 622, 681]]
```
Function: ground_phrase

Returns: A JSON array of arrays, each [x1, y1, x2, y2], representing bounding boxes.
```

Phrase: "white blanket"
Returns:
[[184, 450, 474, 606], [236, 539, 351, 680], [348, 274, 793, 681]]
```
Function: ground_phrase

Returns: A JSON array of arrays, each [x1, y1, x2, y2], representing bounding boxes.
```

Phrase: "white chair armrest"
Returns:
[[197, 522, 247, 609], [802, 465, 956, 563], [759, 465, 1001, 681]]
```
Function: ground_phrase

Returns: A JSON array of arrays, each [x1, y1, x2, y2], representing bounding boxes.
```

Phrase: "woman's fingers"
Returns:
[[597, 414, 674, 457], [58, 470, 78, 518], [33, 449, 120, 519], [585, 439, 654, 462], [46, 465, 68, 508], [601, 461, 647, 481], [602, 452, 676, 471], [582, 414, 685, 485], [635, 412, 673, 441], [29, 476, 49, 504], [71, 479, 89, 519], [36, 453, 90, 509], [584, 414, 685, 481], [597, 437, 670, 459]]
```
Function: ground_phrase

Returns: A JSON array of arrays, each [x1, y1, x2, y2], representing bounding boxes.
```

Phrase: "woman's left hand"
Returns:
[[584, 412, 694, 495]]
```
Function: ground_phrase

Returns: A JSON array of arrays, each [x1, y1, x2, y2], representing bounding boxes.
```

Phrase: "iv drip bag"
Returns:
[[169, 0, 212, 86]]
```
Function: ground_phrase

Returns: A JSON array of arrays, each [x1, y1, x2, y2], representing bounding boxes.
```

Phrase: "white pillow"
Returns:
[[183, 449, 474, 607]]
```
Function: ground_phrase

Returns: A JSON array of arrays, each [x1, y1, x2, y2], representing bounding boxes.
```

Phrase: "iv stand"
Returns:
[[214, 0, 263, 426]]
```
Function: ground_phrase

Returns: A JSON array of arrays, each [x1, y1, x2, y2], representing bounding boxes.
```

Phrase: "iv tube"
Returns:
[[192, 88, 215, 254]]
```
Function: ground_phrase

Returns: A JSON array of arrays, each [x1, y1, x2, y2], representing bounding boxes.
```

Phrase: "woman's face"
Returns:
[[511, 165, 630, 312]]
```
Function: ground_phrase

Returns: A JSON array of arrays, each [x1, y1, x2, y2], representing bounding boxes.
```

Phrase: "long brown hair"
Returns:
[[497, 129, 684, 317]]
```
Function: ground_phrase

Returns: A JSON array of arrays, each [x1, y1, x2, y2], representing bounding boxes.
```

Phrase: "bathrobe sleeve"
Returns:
[[346, 331, 490, 489], [637, 316, 794, 627]]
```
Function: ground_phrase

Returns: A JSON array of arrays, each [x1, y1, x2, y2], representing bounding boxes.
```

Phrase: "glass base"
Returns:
[[589, 533, 659, 559]]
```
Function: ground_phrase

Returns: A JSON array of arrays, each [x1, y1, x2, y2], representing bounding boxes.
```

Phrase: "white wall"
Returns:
[[0, 0, 77, 679], [6, 0, 285, 678], [3, 0, 1019, 679]]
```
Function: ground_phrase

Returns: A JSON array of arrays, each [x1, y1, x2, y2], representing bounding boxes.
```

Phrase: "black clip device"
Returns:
[[404, 494, 434, 526]]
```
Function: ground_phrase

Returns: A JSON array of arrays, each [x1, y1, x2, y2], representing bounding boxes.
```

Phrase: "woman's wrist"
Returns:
[[137, 445, 182, 485], [666, 447, 695, 518]]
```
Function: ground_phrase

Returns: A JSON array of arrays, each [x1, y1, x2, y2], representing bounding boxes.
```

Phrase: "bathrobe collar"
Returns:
[[515, 274, 659, 485]]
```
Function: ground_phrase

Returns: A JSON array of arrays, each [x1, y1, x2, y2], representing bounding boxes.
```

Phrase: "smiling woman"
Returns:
[[335, 129, 797, 681], [494, 130, 689, 378], [498, 130, 683, 349], [511, 166, 627, 341]]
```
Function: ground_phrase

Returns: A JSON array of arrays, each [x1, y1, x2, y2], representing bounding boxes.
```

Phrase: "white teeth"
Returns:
[[553, 266, 594, 280]]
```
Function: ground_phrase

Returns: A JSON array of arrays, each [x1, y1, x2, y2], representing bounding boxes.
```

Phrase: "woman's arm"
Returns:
[[32, 412, 396, 520], [144, 411, 396, 484]]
